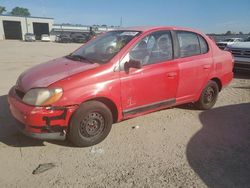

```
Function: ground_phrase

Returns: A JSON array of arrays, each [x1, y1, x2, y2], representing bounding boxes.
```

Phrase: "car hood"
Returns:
[[17, 57, 99, 92], [227, 42, 250, 49], [217, 42, 228, 44]]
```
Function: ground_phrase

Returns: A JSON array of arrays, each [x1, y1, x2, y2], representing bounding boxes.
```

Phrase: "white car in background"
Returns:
[[225, 36, 250, 72], [24, 33, 36, 42], [41, 34, 51, 42], [216, 38, 244, 50]]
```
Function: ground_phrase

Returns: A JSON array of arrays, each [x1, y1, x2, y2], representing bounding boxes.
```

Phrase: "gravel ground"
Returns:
[[0, 40, 249, 188]]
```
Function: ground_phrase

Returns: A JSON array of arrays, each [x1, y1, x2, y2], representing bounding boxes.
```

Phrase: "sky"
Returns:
[[1, 0, 250, 34]]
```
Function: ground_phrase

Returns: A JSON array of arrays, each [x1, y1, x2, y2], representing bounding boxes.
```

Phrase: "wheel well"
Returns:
[[87, 97, 118, 123], [211, 77, 222, 91]]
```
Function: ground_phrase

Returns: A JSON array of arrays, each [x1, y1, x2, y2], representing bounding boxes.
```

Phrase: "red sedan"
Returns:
[[8, 26, 233, 147]]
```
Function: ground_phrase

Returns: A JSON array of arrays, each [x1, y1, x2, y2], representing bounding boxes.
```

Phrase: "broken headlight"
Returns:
[[22, 88, 63, 106]]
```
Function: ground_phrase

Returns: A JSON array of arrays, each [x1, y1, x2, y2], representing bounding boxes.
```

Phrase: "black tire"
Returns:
[[69, 101, 113, 147], [195, 80, 219, 110]]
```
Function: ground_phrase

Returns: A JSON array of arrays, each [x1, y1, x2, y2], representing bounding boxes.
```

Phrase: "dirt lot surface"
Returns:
[[0, 40, 249, 188]]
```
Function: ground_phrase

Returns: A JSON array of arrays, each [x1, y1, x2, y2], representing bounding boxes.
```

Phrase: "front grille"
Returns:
[[15, 88, 25, 99], [231, 48, 250, 58], [234, 63, 250, 70]]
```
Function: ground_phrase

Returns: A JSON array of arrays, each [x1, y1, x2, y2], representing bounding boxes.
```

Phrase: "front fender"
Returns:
[[52, 79, 123, 121]]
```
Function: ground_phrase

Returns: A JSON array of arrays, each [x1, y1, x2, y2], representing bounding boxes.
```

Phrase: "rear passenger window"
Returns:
[[177, 31, 209, 57], [177, 32, 200, 57], [198, 35, 209, 54]]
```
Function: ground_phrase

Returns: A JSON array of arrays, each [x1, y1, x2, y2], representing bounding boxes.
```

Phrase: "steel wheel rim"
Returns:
[[204, 86, 215, 104], [79, 112, 105, 137]]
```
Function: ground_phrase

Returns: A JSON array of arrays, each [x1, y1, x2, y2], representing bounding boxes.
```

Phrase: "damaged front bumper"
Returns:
[[15, 120, 66, 140], [8, 86, 78, 141]]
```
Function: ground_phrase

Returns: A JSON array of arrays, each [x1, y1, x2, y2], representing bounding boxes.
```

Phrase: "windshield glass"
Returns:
[[70, 30, 141, 64], [224, 39, 234, 42]]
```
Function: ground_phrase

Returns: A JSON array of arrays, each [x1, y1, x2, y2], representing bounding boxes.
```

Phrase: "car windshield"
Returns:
[[70, 30, 141, 64], [224, 39, 234, 42]]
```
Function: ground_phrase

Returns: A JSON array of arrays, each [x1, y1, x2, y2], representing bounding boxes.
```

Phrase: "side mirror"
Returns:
[[124, 59, 142, 71]]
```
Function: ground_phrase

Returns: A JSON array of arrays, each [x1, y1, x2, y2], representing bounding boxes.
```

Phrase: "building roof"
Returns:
[[0, 14, 53, 20]]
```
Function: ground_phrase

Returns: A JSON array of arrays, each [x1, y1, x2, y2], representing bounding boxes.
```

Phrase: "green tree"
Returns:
[[239, 31, 243, 35], [0, 6, 6, 14], [11, 7, 30, 16], [225, 30, 232, 35]]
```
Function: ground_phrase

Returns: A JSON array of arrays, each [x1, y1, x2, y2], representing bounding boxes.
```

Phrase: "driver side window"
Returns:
[[120, 31, 173, 70]]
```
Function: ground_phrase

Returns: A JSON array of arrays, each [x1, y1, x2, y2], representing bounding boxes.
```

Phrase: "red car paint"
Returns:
[[18, 57, 99, 92], [8, 26, 233, 140]]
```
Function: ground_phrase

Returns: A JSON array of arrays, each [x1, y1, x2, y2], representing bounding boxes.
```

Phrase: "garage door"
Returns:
[[3, 21, 22, 40], [33, 22, 49, 40]]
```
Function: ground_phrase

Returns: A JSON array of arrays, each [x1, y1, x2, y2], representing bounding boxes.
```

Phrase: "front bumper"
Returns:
[[8, 86, 78, 140], [15, 120, 66, 140]]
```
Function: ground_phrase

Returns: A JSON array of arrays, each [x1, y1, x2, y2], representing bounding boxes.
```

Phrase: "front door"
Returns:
[[119, 30, 179, 117]]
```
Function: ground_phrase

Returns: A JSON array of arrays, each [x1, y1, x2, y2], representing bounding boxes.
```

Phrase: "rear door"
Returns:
[[119, 30, 179, 117], [175, 31, 212, 102]]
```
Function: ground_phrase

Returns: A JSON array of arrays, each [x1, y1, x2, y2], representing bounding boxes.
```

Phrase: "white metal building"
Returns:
[[0, 15, 54, 40], [52, 24, 115, 34]]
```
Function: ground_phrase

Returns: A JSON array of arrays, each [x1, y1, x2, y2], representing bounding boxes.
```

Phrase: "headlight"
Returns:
[[22, 88, 63, 106]]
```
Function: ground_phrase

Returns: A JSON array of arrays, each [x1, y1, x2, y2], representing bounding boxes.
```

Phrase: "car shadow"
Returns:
[[233, 86, 250, 90], [0, 95, 75, 147], [175, 103, 198, 111], [186, 103, 250, 188]]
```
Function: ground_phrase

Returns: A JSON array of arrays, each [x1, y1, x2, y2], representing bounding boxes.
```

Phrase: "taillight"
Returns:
[[232, 54, 235, 66]]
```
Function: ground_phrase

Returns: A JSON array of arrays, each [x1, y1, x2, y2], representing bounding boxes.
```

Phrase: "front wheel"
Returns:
[[69, 101, 113, 147], [195, 80, 219, 110]]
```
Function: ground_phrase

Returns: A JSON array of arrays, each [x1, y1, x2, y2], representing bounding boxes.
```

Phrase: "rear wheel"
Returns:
[[69, 101, 113, 147], [195, 80, 219, 110]]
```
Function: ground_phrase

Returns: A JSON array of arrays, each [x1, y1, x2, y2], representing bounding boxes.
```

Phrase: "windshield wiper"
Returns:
[[65, 54, 95, 64]]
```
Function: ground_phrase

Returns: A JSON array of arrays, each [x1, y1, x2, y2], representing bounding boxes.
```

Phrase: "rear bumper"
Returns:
[[8, 86, 78, 140], [220, 71, 234, 88]]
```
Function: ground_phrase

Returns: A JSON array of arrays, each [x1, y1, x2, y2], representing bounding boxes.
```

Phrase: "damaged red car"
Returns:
[[8, 26, 233, 147]]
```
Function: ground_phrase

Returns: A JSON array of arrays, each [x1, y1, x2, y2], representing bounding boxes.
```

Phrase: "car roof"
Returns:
[[119, 26, 203, 34], [225, 38, 242, 40]]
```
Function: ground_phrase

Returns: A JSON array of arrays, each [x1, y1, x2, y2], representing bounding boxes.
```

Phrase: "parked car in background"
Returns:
[[71, 33, 89, 43], [216, 38, 244, 50], [24, 33, 36, 42], [245, 36, 250, 42], [41, 34, 51, 42], [8, 26, 233, 147], [225, 36, 250, 72], [56, 34, 72, 43], [95, 33, 132, 54]]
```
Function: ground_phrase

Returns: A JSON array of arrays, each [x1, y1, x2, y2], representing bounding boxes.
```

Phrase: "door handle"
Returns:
[[167, 72, 177, 78], [203, 65, 211, 69]]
